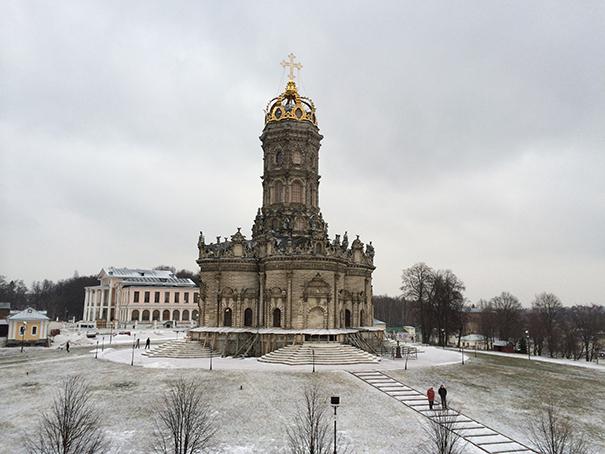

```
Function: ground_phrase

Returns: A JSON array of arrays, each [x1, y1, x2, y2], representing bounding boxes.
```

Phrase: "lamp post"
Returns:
[[331, 396, 340, 454], [525, 330, 530, 361], [441, 329, 445, 349], [209, 347, 213, 371], [95, 340, 99, 359], [20, 321, 28, 352], [130, 337, 136, 366], [101, 335, 105, 352], [312, 348, 316, 373]]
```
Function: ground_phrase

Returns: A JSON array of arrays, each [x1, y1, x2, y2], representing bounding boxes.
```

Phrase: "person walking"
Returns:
[[66, 341, 70, 353], [145, 337, 150, 350], [135, 338, 140, 349], [438, 384, 447, 409], [427, 386, 435, 410]]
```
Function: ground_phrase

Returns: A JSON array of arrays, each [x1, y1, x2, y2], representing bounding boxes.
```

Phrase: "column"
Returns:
[[92, 290, 97, 321], [106, 287, 111, 324], [83, 289, 89, 321], [287, 271, 293, 329]]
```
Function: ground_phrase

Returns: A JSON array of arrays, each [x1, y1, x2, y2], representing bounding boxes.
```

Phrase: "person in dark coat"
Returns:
[[66, 341, 70, 353], [145, 337, 150, 349], [438, 384, 447, 409], [427, 387, 435, 410]]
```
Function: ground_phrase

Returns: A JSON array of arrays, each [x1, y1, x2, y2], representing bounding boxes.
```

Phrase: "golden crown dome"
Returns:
[[265, 80, 317, 126], [265, 54, 317, 126]]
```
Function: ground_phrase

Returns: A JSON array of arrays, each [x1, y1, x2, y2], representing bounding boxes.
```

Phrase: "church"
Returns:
[[190, 55, 381, 356]]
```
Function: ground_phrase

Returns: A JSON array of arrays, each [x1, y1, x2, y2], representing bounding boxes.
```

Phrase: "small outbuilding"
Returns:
[[7, 307, 50, 347]]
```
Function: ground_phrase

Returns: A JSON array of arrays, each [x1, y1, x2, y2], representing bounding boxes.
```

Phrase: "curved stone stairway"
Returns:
[[142, 339, 213, 358], [258, 342, 380, 365]]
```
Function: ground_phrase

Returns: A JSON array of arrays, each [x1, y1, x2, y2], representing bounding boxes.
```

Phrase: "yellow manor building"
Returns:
[[190, 55, 383, 356]]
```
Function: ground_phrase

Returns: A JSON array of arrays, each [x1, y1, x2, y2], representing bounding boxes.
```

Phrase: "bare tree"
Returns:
[[26, 376, 107, 454], [151, 378, 216, 454], [491, 292, 523, 341], [286, 383, 342, 454], [533, 293, 563, 357], [421, 410, 465, 454], [401, 263, 435, 344], [529, 400, 592, 454]]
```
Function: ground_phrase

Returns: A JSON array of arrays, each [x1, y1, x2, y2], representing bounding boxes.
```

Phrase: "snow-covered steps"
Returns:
[[351, 371, 538, 454], [258, 342, 380, 365], [142, 339, 213, 358]]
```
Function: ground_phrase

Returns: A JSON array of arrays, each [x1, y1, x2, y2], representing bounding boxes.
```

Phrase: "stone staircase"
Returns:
[[258, 342, 380, 365], [141, 339, 213, 358]]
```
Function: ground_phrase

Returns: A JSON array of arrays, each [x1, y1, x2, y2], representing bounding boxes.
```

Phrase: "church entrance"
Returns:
[[345, 309, 351, 328], [223, 308, 232, 327], [272, 308, 281, 327], [307, 306, 324, 329]]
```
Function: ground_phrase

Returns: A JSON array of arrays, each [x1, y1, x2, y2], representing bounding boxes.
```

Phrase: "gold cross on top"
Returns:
[[281, 53, 302, 81]]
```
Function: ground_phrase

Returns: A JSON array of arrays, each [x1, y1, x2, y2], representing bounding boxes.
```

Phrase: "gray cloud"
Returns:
[[1, 1, 604, 305]]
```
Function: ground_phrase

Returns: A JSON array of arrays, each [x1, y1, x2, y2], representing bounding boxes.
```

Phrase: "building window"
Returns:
[[184, 292, 189, 304], [275, 181, 284, 203], [144, 291, 150, 303], [273, 308, 281, 328], [164, 292, 170, 303], [32, 326, 37, 336], [244, 308, 253, 327], [175, 292, 180, 303], [134, 291, 140, 303], [154, 292, 160, 303], [223, 308, 232, 327], [19, 326, 25, 336]]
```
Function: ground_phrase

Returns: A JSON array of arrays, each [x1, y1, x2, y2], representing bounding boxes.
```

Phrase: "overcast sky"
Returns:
[[1, 1, 604, 305]]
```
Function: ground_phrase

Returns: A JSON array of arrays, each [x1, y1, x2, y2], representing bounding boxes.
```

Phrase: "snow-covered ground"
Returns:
[[465, 347, 605, 371], [1, 343, 603, 453], [48, 326, 187, 350]]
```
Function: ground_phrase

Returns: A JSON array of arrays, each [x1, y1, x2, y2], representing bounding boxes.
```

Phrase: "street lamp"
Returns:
[[525, 330, 530, 361], [441, 329, 445, 348], [461, 343, 465, 365], [312, 348, 316, 373], [20, 321, 28, 353], [95, 340, 99, 359], [209, 347, 213, 371], [130, 337, 136, 366], [331, 396, 340, 454]]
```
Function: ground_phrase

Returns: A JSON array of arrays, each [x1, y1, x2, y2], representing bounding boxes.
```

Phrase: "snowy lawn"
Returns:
[[1, 347, 603, 453], [390, 351, 605, 452]]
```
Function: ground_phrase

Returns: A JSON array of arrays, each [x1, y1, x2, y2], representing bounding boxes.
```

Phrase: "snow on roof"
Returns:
[[461, 334, 486, 341], [9, 307, 50, 321], [101, 267, 176, 279], [191, 327, 362, 335], [0, 302, 11, 309]]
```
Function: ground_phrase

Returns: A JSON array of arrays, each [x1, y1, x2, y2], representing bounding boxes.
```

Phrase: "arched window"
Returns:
[[131, 310, 140, 321], [224, 308, 232, 327], [173, 310, 180, 321], [142, 310, 150, 321], [275, 181, 284, 203], [244, 308, 253, 327], [272, 308, 281, 328], [345, 309, 352, 328], [291, 181, 303, 203], [152, 310, 160, 321], [162, 310, 170, 321], [182, 310, 189, 321]]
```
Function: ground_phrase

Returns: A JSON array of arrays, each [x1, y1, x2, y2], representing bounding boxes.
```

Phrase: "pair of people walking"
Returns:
[[426, 384, 447, 410]]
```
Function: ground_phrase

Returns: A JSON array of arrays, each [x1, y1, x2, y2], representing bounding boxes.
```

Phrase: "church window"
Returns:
[[275, 181, 284, 203], [275, 151, 284, 166], [175, 292, 180, 303], [134, 291, 140, 303], [244, 308, 253, 327], [291, 181, 303, 203], [154, 292, 160, 303], [144, 292, 150, 303], [273, 308, 282, 328], [223, 308, 232, 327], [164, 292, 170, 303]]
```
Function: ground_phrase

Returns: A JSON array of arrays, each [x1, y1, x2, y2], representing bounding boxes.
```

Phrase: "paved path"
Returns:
[[351, 370, 537, 454]]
